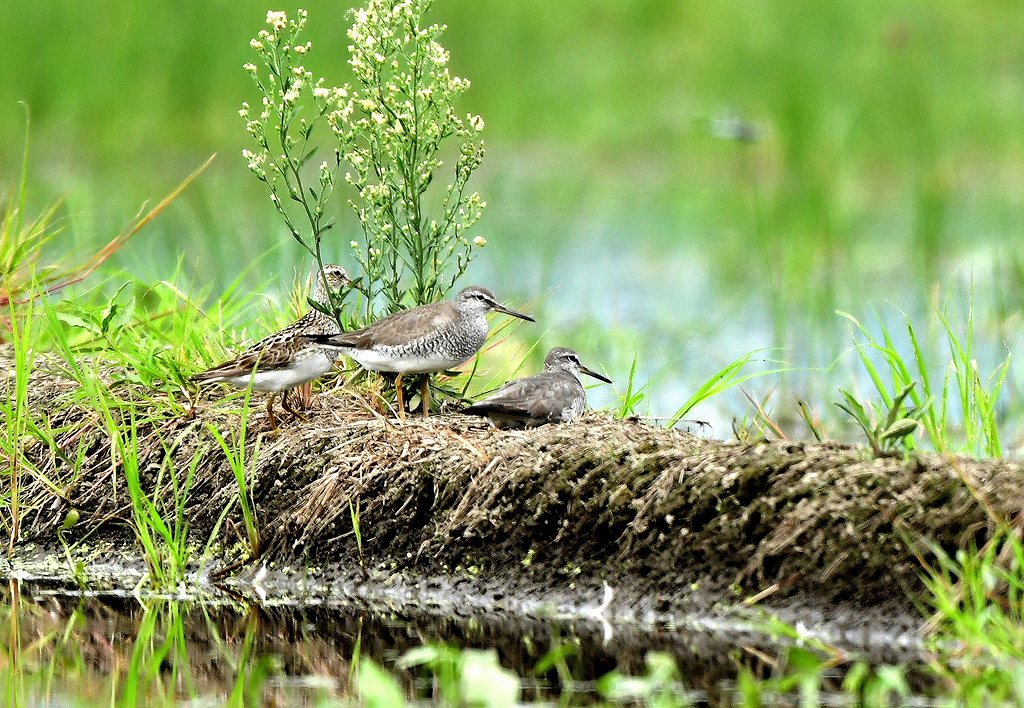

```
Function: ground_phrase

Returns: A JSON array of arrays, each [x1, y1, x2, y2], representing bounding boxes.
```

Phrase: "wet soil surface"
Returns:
[[3, 541, 934, 701], [3, 570, 935, 705], [3, 540, 928, 660]]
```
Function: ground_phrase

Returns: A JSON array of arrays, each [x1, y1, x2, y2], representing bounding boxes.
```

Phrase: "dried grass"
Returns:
[[7, 348, 1024, 603]]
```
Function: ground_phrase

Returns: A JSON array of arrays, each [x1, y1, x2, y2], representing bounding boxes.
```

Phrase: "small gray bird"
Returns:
[[302, 285, 534, 417], [463, 346, 612, 428]]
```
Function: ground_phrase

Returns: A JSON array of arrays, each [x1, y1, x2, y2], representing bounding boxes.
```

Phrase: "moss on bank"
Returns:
[[6, 351, 1023, 607]]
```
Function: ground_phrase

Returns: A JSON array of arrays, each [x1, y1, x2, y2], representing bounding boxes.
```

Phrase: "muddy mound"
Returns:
[[8, 351, 1023, 607]]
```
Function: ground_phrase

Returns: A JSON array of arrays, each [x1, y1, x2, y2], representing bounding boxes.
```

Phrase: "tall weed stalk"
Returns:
[[243, 2, 489, 323], [1, 297, 35, 555]]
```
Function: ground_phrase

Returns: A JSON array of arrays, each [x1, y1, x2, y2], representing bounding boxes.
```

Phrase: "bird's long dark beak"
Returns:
[[579, 364, 612, 384], [301, 333, 337, 345], [493, 302, 535, 322]]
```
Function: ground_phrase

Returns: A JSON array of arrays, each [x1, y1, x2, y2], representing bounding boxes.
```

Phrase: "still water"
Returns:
[[0, 576, 934, 706]]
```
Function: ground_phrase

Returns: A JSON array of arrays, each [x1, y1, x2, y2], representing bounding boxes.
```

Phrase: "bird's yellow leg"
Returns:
[[266, 393, 279, 433], [421, 376, 431, 417], [395, 372, 406, 420], [281, 389, 307, 421]]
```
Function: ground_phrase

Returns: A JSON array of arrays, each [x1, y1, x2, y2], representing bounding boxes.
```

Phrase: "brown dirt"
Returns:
[[6, 349, 1024, 614]]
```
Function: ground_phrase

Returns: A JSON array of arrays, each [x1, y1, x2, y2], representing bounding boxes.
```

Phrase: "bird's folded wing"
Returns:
[[466, 375, 567, 420], [191, 342, 296, 381], [308, 302, 456, 349]]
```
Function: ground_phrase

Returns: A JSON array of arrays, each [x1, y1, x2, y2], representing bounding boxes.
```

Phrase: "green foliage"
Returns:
[[242, 2, 488, 323], [357, 658, 406, 707], [841, 662, 911, 706], [38, 297, 193, 589], [836, 382, 929, 457], [0, 162, 266, 587], [348, 496, 364, 566], [0, 113, 63, 315], [613, 355, 648, 419], [207, 400, 262, 559], [0, 296, 35, 554], [226, 610, 279, 708], [111, 417, 198, 590], [397, 645, 520, 706], [597, 652, 688, 707], [924, 531, 1024, 704], [121, 602, 194, 707], [0, 173, 338, 587], [532, 633, 581, 701], [733, 648, 910, 707], [735, 647, 826, 707], [838, 303, 1009, 457], [667, 350, 789, 429]]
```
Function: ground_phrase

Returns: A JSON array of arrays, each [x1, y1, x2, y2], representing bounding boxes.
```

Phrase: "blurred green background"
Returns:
[[3, 1, 1023, 437]]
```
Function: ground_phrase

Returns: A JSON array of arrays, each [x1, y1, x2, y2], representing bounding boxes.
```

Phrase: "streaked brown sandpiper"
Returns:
[[190, 264, 352, 430]]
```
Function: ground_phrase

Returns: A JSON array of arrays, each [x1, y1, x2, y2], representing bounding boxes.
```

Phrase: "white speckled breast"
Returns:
[[346, 312, 488, 373]]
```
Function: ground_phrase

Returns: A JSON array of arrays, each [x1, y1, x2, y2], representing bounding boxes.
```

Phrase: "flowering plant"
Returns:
[[242, 2, 487, 324]]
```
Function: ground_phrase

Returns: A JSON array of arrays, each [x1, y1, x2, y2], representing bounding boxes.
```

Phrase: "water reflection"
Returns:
[[0, 578, 941, 705]]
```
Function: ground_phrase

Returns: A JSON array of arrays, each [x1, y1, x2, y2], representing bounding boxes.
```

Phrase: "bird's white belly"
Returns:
[[559, 396, 585, 422], [347, 348, 467, 374], [222, 352, 336, 391]]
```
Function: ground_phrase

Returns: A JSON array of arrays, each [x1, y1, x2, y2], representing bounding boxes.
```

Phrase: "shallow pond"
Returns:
[[0, 576, 939, 706]]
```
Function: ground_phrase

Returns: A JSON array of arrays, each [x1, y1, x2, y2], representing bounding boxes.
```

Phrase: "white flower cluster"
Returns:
[[237, 7, 344, 282], [239, 2, 488, 320], [324, 0, 488, 309]]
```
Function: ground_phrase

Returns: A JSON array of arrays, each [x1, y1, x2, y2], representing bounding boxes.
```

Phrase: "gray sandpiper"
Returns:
[[463, 346, 611, 428], [302, 285, 534, 417]]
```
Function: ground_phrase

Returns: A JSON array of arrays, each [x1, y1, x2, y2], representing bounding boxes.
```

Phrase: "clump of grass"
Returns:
[[922, 531, 1024, 704], [117, 425, 183, 590], [207, 392, 262, 560], [613, 355, 648, 419], [838, 295, 1010, 457], [14, 258, 321, 584], [77, 382, 197, 590], [667, 349, 788, 430], [0, 151, 220, 584], [835, 381, 929, 457]]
